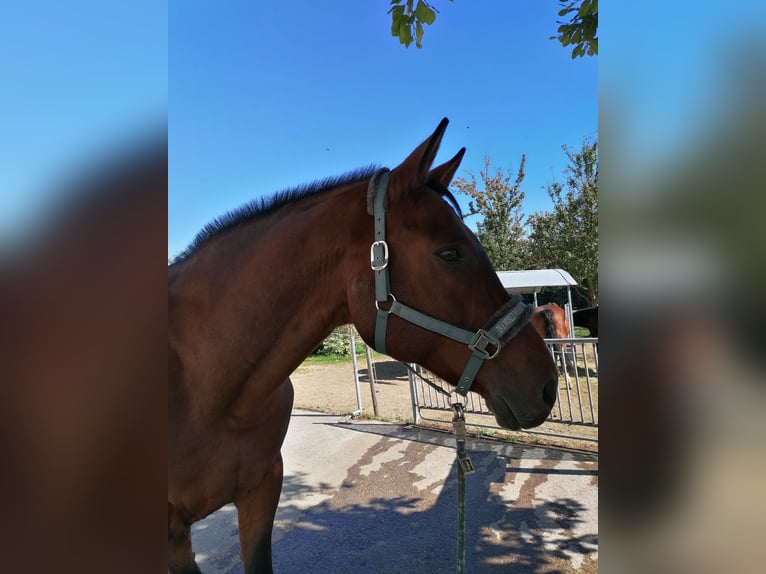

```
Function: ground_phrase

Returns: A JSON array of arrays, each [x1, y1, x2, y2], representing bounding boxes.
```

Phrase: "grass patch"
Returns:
[[473, 427, 497, 439], [302, 349, 388, 365], [302, 354, 354, 364]]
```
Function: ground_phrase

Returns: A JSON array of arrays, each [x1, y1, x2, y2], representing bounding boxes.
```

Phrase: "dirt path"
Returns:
[[291, 358, 415, 422]]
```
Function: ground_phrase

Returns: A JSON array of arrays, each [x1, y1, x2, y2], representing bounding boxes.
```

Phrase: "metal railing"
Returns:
[[409, 338, 599, 442], [309, 327, 598, 442]]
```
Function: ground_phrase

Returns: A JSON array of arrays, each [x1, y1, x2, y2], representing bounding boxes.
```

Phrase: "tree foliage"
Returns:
[[552, 0, 598, 58], [527, 139, 598, 303], [452, 155, 528, 271], [388, 0, 446, 49], [313, 326, 365, 357], [387, 0, 597, 58]]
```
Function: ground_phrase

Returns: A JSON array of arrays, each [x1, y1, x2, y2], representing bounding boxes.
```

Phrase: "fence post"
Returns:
[[407, 363, 420, 425], [364, 345, 380, 417], [349, 326, 363, 415]]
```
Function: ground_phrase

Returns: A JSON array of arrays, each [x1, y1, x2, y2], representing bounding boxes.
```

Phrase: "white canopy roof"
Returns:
[[496, 269, 578, 294]]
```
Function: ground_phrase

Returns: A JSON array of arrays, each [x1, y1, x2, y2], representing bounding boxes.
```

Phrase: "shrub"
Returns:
[[312, 325, 365, 357]]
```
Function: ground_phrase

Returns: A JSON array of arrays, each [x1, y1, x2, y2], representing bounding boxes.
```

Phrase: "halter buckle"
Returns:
[[468, 329, 501, 360], [370, 240, 389, 271]]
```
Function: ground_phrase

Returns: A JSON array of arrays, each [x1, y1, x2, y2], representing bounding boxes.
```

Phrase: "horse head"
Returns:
[[348, 119, 557, 430]]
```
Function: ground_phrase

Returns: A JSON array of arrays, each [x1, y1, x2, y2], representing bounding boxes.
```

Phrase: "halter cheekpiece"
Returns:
[[367, 168, 533, 396]]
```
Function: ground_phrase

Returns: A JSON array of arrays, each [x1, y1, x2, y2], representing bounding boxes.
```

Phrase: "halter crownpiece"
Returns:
[[367, 168, 533, 397]]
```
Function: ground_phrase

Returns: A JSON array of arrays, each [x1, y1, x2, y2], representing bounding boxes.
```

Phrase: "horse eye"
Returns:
[[437, 248, 461, 263]]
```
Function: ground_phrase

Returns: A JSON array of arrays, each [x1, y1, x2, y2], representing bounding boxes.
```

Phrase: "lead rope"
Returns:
[[403, 362, 472, 574], [452, 399, 473, 574]]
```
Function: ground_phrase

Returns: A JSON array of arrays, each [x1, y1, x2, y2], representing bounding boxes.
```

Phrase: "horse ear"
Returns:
[[387, 118, 449, 202], [427, 147, 466, 188]]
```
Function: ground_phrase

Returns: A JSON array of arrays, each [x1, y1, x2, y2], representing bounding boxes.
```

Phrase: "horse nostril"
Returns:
[[543, 377, 557, 408]]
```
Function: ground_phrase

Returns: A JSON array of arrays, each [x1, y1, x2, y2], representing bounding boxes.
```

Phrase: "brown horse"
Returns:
[[531, 302, 575, 373], [168, 119, 557, 574], [574, 305, 599, 337]]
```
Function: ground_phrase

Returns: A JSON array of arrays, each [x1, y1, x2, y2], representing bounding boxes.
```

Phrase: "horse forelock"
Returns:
[[427, 181, 463, 218], [365, 172, 462, 219]]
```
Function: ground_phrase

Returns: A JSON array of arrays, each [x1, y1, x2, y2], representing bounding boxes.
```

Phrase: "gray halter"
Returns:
[[367, 168, 533, 396]]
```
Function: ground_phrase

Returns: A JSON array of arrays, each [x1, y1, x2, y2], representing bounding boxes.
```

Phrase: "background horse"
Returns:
[[574, 305, 599, 337], [0, 138, 167, 574], [168, 119, 557, 574], [531, 302, 575, 375]]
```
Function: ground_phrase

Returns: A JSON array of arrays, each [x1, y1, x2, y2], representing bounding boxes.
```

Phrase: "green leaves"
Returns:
[[551, 0, 598, 58], [388, 0, 443, 48], [415, 0, 436, 25], [390, 5, 405, 35], [527, 139, 599, 303], [385, 0, 595, 58]]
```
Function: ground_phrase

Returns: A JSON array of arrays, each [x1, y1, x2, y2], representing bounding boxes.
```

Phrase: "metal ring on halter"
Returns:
[[449, 390, 466, 408], [375, 293, 397, 312]]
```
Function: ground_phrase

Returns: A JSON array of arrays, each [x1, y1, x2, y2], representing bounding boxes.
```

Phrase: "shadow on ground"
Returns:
[[359, 359, 410, 384], [268, 423, 596, 574], [268, 467, 596, 574], [208, 418, 598, 574]]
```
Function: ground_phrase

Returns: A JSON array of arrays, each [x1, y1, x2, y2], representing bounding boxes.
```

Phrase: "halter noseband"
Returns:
[[368, 168, 533, 397]]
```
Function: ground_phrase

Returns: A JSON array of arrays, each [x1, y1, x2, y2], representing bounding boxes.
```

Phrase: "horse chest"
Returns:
[[169, 379, 293, 521]]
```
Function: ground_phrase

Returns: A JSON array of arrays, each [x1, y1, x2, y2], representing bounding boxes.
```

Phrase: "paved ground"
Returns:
[[190, 410, 598, 574]]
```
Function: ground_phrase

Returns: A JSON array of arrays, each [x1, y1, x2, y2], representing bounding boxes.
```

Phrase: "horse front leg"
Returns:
[[168, 502, 203, 574], [235, 453, 284, 574]]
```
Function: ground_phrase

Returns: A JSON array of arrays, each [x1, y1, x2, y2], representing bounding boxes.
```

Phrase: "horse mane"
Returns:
[[172, 165, 463, 266], [541, 309, 557, 339], [171, 165, 380, 265]]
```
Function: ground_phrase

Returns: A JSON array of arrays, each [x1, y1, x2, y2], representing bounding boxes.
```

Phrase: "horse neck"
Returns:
[[170, 182, 369, 392]]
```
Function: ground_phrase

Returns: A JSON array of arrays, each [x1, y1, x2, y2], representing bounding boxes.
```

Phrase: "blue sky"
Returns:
[[3, 2, 762, 260], [168, 0, 596, 258], [0, 2, 595, 255]]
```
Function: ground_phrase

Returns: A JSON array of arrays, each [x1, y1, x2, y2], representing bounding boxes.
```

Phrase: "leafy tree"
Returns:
[[387, 0, 598, 58], [527, 139, 598, 304], [452, 155, 528, 271]]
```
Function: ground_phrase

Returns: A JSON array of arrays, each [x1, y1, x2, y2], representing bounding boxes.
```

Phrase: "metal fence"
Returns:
[[312, 326, 598, 443], [409, 338, 599, 442]]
